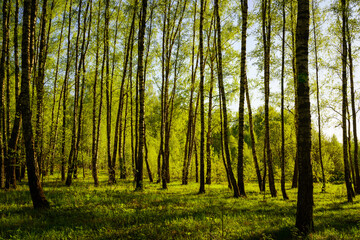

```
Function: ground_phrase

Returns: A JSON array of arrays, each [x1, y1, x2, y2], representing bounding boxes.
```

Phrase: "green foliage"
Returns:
[[1, 172, 360, 239]]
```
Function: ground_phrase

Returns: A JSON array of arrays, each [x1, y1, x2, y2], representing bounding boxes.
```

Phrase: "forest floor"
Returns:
[[1, 172, 360, 240]]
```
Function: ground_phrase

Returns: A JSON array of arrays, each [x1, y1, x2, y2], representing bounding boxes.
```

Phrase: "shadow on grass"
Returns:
[[3, 179, 358, 239]]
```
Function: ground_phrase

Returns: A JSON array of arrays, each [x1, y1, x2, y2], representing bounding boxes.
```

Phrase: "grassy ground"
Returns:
[[1, 172, 360, 240]]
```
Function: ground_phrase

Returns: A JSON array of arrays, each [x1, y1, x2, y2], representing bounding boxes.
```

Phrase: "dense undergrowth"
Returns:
[[1, 172, 360, 240]]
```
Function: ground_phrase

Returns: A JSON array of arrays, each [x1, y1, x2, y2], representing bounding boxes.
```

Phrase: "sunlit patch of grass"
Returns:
[[1, 172, 360, 239]]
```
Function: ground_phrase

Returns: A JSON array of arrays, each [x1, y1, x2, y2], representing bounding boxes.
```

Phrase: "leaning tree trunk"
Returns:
[[215, 0, 240, 198], [245, 79, 262, 191], [295, 0, 313, 234], [20, 0, 50, 209], [312, 0, 326, 193]]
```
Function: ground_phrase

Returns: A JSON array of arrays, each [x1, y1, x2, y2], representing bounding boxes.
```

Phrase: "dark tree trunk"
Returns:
[[341, 0, 354, 203], [280, 0, 289, 200], [129, 32, 136, 180], [135, 0, 147, 191], [73, 1, 91, 180], [20, 0, 50, 209], [295, 0, 314, 234], [219, 96, 232, 190], [66, 0, 88, 186], [2, 0, 11, 189], [144, 126, 153, 182], [262, 0, 276, 197], [0, 0, 9, 189], [112, 1, 136, 183], [35, 0, 48, 177], [347, 20, 360, 194], [206, 27, 215, 185], [14, 0, 21, 182], [6, 0, 21, 189], [182, 0, 198, 186], [103, 0, 116, 184], [291, 2, 299, 189], [49, 0, 67, 176], [198, 0, 205, 194], [62, 0, 74, 182], [91, 0, 102, 187]]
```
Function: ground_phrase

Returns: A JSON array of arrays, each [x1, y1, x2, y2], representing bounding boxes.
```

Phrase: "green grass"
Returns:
[[1, 172, 360, 239]]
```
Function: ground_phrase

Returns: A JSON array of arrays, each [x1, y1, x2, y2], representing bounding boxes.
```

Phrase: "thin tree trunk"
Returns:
[[0, 0, 9, 189], [13, 0, 21, 182], [112, 1, 136, 184], [62, 0, 73, 182], [215, 0, 240, 198], [182, 0, 197, 185], [291, 1, 299, 189], [128, 12, 136, 181], [238, 0, 248, 197], [312, 0, 325, 193], [49, 0, 67, 176], [35, 0, 48, 177], [198, 0, 205, 194], [74, 2, 91, 180], [262, 137, 267, 192], [103, 0, 116, 184], [262, 0, 276, 197], [4, 1, 11, 166], [6, 0, 21, 189], [245, 79, 262, 191], [4, 0, 17, 189], [280, 0, 289, 200], [66, 0, 84, 186], [347, 21, 360, 194], [142, 5, 154, 183], [341, 0, 353, 203], [348, 113, 355, 185], [195, 141, 198, 183], [144, 125, 153, 182], [206, 28, 215, 185], [219, 95, 232, 189], [91, 0, 103, 187], [185, 91, 200, 184], [121, 89, 129, 179]]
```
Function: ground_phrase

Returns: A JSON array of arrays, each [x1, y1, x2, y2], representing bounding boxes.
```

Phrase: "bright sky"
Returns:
[[228, 0, 358, 143]]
